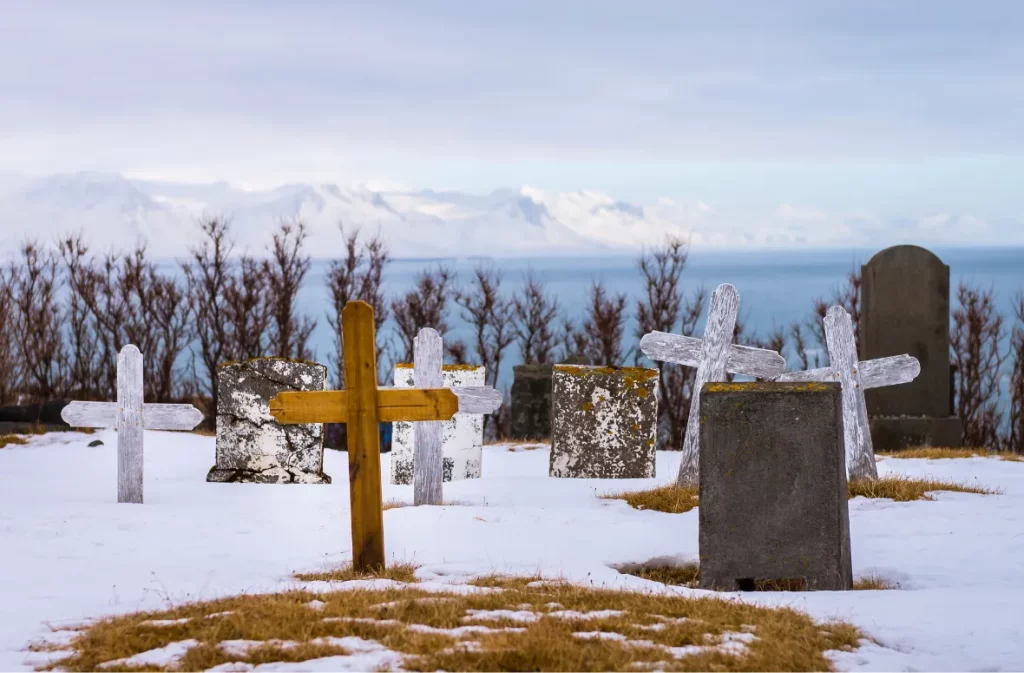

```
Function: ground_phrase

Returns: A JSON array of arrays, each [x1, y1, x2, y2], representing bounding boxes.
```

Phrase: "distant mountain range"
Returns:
[[1, 171, 1016, 257], [0, 172, 695, 258]]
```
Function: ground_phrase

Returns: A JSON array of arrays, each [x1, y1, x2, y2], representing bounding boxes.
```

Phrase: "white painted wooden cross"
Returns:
[[639, 283, 787, 488], [412, 328, 503, 506], [773, 305, 920, 482], [61, 344, 204, 504]]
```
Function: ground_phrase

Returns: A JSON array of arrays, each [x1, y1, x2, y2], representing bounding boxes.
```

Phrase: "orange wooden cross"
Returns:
[[269, 300, 459, 572]]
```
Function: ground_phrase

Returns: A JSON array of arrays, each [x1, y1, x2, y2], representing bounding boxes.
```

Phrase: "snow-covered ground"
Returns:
[[1, 431, 1022, 671]]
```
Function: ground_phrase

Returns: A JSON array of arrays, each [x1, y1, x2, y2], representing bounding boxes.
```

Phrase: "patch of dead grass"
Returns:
[[848, 475, 999, 501], [879, 447, 1024, 462], [602, 483, 699, 513], [853, 575, 900, 591], [34, 578, 865, 672], [0, 434, 29, 448], [619, 563, 701, 588], [293, 561, 421, 584], [607, 475, 998, 513]]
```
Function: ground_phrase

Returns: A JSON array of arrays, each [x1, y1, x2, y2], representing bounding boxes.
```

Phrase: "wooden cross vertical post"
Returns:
[[640, 283, 787, 488], [411, 328, 502, 506], [775, 305, 921, 481], [269, 302, 466, 572], [61, 344, 205, 504]]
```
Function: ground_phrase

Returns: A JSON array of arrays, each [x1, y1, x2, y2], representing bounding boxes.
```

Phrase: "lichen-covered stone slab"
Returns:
[[390, 364, 485, 485], [549, 365, 658, 479], [207, 358, 331, 484]]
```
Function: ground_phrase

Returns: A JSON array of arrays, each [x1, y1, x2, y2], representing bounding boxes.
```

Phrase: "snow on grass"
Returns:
[[2, 432, 1024, 670]]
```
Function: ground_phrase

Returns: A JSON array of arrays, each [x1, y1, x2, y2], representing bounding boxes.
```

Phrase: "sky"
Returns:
[[1, 0, 1023, 239]]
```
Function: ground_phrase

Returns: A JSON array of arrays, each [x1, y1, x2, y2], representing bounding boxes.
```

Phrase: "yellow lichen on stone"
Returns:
[[704, 381, 833, 393]]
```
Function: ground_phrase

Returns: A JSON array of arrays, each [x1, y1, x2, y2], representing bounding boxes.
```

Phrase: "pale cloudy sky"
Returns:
[[1, 1, 1023, 229]]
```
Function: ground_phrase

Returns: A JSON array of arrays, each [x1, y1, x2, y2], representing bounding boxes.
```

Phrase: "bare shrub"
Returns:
[[1005, 292, 1024, 453], [0, 263, 19, 404], [634, 237, 705, 450], [809, 268, 861, 356], [11, 241, 66, 401], [264, 219, 316, 361], [392, 266, 456, 363], [455, 265, 516, 438], [512, 271, 560, 365], [950, 282, 1005, 449], [557, 318, 590, 363], [326, 226, 390, 386], [582, 281, 628, 366]]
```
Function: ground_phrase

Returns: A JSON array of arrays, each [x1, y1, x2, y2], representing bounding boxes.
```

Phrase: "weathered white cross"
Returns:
[[773, 305, 920, 481], [411, 327, 502, 505], [639, 283, 787, 487], [61, 344, 204, 503]]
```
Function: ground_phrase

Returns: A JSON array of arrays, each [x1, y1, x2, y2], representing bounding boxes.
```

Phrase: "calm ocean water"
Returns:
[[289, 246, 1024, 390]]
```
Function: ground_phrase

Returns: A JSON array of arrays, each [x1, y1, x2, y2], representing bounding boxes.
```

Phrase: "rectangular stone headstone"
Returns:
[[549, 365, 658, 479], [699, 381, 852, 592], [207, 358, 331, 484], [510, 364, 553, 441], [390, 364, 485, 485], [861, 245, 963, 448]]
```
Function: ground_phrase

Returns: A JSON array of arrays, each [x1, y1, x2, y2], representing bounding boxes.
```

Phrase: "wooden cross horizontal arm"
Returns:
[[61, 401, 204, 431], [639, 331, 786, 379], [269, 387, 460, 424], [775, 354, 920, 389]]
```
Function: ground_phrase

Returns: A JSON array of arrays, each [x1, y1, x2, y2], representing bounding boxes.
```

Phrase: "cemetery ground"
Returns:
[[2, 434, 1023, 671]]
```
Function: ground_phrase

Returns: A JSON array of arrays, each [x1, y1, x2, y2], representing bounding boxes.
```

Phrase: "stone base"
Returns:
[[206, 466, 332, 484], [869, 416, 964, 450]]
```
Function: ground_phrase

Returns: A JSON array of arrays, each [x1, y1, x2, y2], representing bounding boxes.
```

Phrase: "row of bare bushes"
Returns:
[[2, 218, 1022, 450]]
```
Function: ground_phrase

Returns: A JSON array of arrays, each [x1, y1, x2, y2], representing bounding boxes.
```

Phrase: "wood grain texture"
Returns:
[[342, 301, 386, 572], [677, 283, 740, 487], [413, 328, 444, 506], [62, 401, 203, 430], [640, 331, 786, 379], [776, 354, 920, 390], [823, 306, 879, 481], [451, 386, 503, 414], [269, 388, 459, 424], [117, 344, 145, 504]]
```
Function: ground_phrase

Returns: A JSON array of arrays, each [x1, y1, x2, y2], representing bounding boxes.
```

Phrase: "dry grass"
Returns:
[[606, 474, 997, 513], [847, 475, 999, 501], [0, 434, 29, 448], [293, 561, 421, 584], [32, 579, 865, 672], [853, 575, 900, 591], [619, 563, 701, 588], [602, 483, 700, 513], [879, 447, 1024, 462]]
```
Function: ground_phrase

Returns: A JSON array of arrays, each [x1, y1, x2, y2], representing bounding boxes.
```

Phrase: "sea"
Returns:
[[289, 246, 1024, 391]]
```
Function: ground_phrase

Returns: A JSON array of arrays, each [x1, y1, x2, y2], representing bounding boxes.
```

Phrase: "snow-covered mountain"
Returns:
[[0, 172, 693, 258]]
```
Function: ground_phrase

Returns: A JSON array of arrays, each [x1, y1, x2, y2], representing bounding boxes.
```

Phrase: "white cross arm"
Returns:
[[62, 401, 204, 431], [775, 354, 920, 389], [452, 386, 503, 414], [639, 331, 786, 379]]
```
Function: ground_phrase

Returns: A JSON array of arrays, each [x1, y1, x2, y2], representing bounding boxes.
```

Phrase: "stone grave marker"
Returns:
[[549, 365, 659, 479], [639, 283, 787, 487], [61, 344, 204, 503], [699, 381, 852, 592], [510, 364, 553, 440], [776, 305, 921, 481], [207, 358, 331, 484], [861, 245, 964, 448]]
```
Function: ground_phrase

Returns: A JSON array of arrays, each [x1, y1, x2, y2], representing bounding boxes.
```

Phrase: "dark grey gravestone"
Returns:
[[207, 358, 331, 484], [549, 365, 658, 479], [510, 364, 553, 440], [699, 381, 852, 592], [861, 245, 963, 449]]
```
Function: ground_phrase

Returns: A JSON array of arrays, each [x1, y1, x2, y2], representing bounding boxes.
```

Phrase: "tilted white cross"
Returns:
[[61, 344, 204, 503], [411, 328, 503, 506], [774, 305, 920, 482], [639, 283, 787, 487]]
